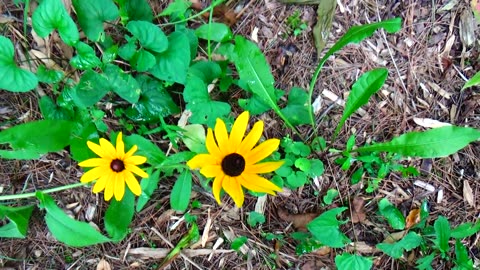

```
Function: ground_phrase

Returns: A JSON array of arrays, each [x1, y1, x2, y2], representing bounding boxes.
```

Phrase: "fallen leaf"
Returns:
[[350, 197, 366, 224], [463, 180, 475, 208], [405, 209, 421, 229], [96, 259, 111, 270], [277, 207, 318, 231]]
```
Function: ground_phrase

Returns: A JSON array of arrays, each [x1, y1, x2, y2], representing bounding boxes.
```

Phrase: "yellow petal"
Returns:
[[229, 111, 249, 151], [100, 138, 117, 159], [104, 172, 115, 201], [200, 165, 222, 178], [222, 176, 244, 207], [87, 141, 106, 158], [124, 155, 147, 165], [239, 173, 282, 194], [214, 118, 230, 154], [124, 145, 138, 159], [78, 158, 110, 168], [187, 154, 218, 169], [125, 164, 148, 178], [92, 173, 109, 193], [244, 161, 284, 174], [80, 166, 108, 183], [206, 128, 222, 158], [244, 139, 280, 165], [113, 173, 125, 201], [212, 175, 224, 205], [116, 132, 125, 160], [237, 121, 263, 155], [125, 171, 142, 196]]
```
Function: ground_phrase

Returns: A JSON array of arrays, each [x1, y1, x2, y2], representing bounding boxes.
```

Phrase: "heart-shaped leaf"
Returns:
[[32, 0, 79, 45], [126, 21, 168, 53], [72, 0, 119, 41]]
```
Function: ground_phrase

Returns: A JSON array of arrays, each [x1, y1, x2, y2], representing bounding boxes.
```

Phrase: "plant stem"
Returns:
[[0, 183, 87, 201]]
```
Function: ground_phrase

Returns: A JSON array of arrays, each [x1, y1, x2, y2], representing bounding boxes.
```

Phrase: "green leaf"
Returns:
[[376, 231, 422, 259], [231, 236, 248, 251], [280, 87, 311, 126], [451, 221, 480, 239], [170, 170, 192, 211], [416, 253, 435, 270], [307, 207, 351, 248], [286, 171, 308, 188], [0, 205, 34, 238], [123, 134, 166, 166], [195, 22, 233, 42], [73, 70, 110, 107], [36, 65, 64, 83], [294, 158, 311, 172], [160, 0, 191, 17], [72, 0, 119, 41], [36, 192, 111, 246], [309, 159, 324, 177], [118, 37, 137, 61], [335, 253, 373, 270], [162, 223, 199, 264], [356, 126, 480, 158], [453, 239, 473, 270], [32, 0, 79, 46], [462, 70, 480, 90], [378, 198, 405, 230], [0, 120, 74, 159], [103, 64, 141, 103], [150, 31, 190, 84], [434, 216, 450, 255], [335, 68, 387, 138], [182, 124, 207, 153], [131, 49, 156, 72], [70, 42, 102, 70], [69, 123, 99, 162], [0, 36, 38, 92], [117, 0, 153, 23], [323, 189, 339, 205], [136, 169, 161, 212], [247, 211, 266, 227], [126, 21, 168, 53], [39, 96, 73, 120], [104, 189, 135, 241]]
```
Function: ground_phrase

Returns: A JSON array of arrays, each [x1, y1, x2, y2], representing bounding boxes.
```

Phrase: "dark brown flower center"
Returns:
[[221, 153, 245, 177], [110, 159, 125, 172]]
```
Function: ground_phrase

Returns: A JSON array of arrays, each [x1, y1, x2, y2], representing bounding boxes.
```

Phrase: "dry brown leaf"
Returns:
[[350, 197, 366, 224], [405, 209, 421, 229], [277, 208, 318, 231], [463, 180, 475, 208], [96, 259, 111, 270]]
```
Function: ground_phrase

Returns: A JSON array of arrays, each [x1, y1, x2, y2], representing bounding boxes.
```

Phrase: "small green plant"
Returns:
[[286, 10, 308, 36]]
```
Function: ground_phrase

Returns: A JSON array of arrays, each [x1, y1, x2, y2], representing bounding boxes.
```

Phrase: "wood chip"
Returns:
[[427, 81, 452, 99], [201, 208, 212, 247], [463, 180, 475, 208], [96, 259, 111, 270], [413, 117, 451, 128], [414, 180, 435, 192]]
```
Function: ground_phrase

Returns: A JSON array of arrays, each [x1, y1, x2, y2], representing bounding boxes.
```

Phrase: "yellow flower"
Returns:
[[187, 111, 284, 207], [78, 132, 148, 201]]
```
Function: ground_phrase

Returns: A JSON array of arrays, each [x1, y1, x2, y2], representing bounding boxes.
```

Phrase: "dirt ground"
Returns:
[[1, 0, 479, 269]]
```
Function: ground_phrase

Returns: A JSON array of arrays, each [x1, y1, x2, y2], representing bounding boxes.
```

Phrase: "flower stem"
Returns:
[[0, 183, 87, 201]]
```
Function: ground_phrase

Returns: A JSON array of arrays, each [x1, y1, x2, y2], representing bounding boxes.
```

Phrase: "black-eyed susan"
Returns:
[[78, 132, 148, 201], [187, 111, 284, 207]]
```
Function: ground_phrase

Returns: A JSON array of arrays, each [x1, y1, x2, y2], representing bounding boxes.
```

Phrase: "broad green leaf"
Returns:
[[70, 42, 102, 70], [72, 0, 119, 41], [170, 170, 192, 211], [323, 188, 339, 205], [0, 36, 38, 92], [36, 192, 111, 246], [105, 189, 135, 241], [117, 0, 153, 23], [103, 64, 141, 103], [182, 124, 207, 153], [0, 120, 74, 159], [137, 169, 161, 212], [280, 87, 311, 126], [32, 0, 79, 45], [434, 216, 450, 255], [195, 22, 233, 42], [231, 236, 248, 251], [309, 158, 324, 177], [335, 68, 388, 138], [462, 70, 480, 90], [451, 221, 480, 239], [238, 94, 271, 115], [125, 75, 179, 121], [118, 37, 137, 61], [39, 96, 73, 120], [0, 205, 34, 238], [74, 70, 110, 107], [356, 126, 480, 158], [69, 123, 99, 162], [126, 21, 168, 53], [160, 0, 191, 17], [294, 158, 311, 172], [286, 171, 308, 188], [453, 239, 474, 270], [131, 49, 156, 72], [416, 253, 435, 270], [247, 211, 266, 227], [335, 253, 373, 270], [376, 231, 422, 259], [307, 207, 351, 248], [176, 26, 198, 61], [102, 45, 119, 64], [36, 65, 64, 83], [378, 198, 405, 230], [124, 134, 166, 166], [150, 31, 190, 84]]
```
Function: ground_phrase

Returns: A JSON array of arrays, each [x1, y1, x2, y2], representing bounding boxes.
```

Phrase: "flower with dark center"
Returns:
[[79, 132, 148, 201], [187, 111, 284, 207]]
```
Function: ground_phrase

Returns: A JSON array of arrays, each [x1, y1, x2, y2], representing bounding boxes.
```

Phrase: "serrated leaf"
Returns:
[[195, 22, 233, 42], [356, 126, 480, 158], [136, 169, 161, 212], [307, 207, 351, 248], [105, 189, 135, 241], [280, 87, 311, 126], [126, 21, 168, 53], [335, 68, 388, 138], [377, 231, 422, 259], [103, 64, 141, 103], [36, 192, 111, 246], [72, 0, 119, 41], [32, 0, 79, 46], [0, 205, 34, 238], [0, 36, 38, 92], [170, 170, 192, 211], [434, 216, 450, 254], [378, 198, 405, 230], [70, 42, 102, 70], [335, 253, 373, 270], [150, 31, 190, 84], [0, 120, 74, 159]]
